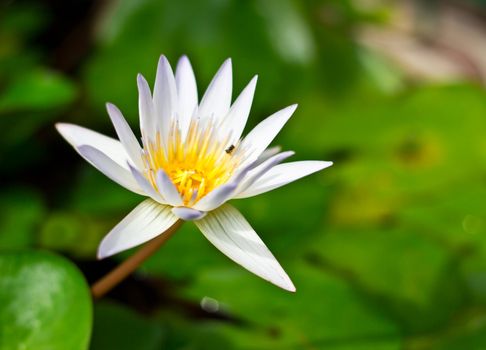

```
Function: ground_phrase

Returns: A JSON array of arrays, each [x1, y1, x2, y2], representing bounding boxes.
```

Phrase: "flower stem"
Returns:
[[91, 220, 183, 299]]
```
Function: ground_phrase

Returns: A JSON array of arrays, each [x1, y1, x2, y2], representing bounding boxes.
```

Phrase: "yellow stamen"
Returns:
[[143, 119, 241, 206]]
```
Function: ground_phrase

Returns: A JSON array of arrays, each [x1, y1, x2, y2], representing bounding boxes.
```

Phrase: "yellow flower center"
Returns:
[[143, 119, 241, 205]]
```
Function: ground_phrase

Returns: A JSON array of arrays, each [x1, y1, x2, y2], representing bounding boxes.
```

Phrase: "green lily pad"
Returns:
[[0, 251, 92, 350]]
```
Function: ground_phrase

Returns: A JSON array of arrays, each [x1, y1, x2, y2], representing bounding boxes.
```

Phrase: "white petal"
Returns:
[[98, 199, 178, 259], [77, 145, 144, 195], [192, 162, 255, 212], [238, 104, 297, 166], [255, 146, 281, 166], [156, 169, 183, 206], [153, 55, 178, 142], [198, 58, 232, 123], [192, 182, 238, 212], [128, 164, 167, 204], [235, 161, 333, 199], [137, 74, 156, 142], [172, 207, 206, 221], [106, 103, 144, 169], [220, 75, 257, 144], [194, 151, 293, 212], [175, 55, 198, 139], [235, 151, 294, 196], [195, 204, 295, 291], [56, 123, 131, 170]]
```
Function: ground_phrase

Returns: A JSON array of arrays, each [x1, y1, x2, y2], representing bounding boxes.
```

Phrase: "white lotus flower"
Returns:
[[56, 55, 332, 292]]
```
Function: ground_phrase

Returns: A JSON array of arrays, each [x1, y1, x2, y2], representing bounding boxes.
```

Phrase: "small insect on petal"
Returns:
[[225, 144, 235, 154]]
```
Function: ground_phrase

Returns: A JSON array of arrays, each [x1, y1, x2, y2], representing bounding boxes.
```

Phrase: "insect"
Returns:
[[225, 144, 235, 154]]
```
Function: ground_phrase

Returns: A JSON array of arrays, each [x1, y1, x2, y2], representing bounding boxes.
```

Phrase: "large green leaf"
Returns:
[[0, 251, 92, 350]]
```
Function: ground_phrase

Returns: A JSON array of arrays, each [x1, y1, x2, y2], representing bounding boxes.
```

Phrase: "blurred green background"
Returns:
[[1, 0, 486, 349]]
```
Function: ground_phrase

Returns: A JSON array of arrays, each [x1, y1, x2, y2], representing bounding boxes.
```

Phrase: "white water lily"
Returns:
[[56, 55, 332, 292]]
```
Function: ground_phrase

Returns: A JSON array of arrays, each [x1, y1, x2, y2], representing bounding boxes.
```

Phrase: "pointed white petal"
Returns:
[[198, 58, 232, 122], [192, 162, 255, 212], [235, 161, 333, 199], [238, 104, 297, 166], [195, 151, 292, 212], [153, 55, 178, 141], [220, 75, 257, 143], [155, 169, 183, 206], [98, 199, 178, 259], [194, 151, 293, 212], [128, 164, 167, 204], [106, 103, 144, 169], [56, 123, 131, 170], [195, 204, 295, 291], [235, 151, 294, 196], [175, 55, 198, 138], [192, 182, 238, 212], [77, 145, 144, 195], [172, 207, 206, 221], [137, 74, 156, 142], [255, 146, 281, 166]]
